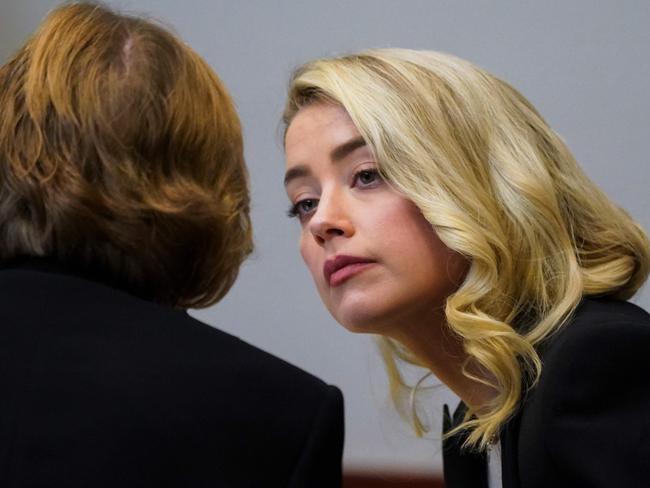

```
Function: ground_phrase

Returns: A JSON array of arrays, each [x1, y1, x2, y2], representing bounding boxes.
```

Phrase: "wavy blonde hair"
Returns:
[[283, 48, 649, 449], [0, 2, 252, 308]]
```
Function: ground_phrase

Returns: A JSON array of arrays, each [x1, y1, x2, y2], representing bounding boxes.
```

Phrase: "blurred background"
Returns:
[[2, 0, 648, 484]]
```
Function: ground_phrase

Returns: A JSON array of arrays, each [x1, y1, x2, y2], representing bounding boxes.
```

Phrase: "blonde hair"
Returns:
[[283, 48, 649, 449], [0, 2, 252, 308]]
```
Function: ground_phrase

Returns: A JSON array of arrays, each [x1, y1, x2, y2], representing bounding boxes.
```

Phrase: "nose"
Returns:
[[308, 192, 354, 246]]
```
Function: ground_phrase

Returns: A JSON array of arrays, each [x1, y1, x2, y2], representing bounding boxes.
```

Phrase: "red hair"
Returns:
[[0, 2, 252, 307]]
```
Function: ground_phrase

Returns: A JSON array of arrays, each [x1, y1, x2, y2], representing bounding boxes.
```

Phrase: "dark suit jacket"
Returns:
[[0, 259, 344, 487], [444, 298, 650, 488]]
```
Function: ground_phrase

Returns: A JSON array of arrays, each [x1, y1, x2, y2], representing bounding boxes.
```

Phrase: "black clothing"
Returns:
[[0, 260, 344, 487], [443, 298, 650, 488]]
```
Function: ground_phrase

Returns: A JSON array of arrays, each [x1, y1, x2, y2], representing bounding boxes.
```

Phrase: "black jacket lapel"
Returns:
[[442, 402, 489, 488]]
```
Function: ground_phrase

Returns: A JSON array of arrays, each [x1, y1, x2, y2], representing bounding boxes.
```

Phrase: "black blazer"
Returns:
[[444, 298, 650, 488], [0, 260, 344, 487]]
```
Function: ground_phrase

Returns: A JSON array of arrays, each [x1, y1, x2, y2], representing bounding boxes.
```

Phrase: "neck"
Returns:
[[388, 307, 497, 410]]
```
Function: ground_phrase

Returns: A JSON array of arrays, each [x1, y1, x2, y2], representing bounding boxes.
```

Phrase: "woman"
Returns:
[[283, 49, 649, 487], [0, 4, 343, 487]]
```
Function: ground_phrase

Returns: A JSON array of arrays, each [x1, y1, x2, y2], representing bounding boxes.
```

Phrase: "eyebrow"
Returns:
[[284, 136, 367, 187], [283, 165, 311, 187], [330, 136, 367, 162]]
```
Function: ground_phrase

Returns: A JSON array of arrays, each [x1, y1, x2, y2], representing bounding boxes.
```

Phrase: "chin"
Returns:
[[331, 306, 391, 335], [338, 319, 375, 334], [325, 289, 399, 335]]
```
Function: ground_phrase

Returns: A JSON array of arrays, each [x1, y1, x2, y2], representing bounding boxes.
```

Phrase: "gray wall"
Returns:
[[2, 0, 648, 475]]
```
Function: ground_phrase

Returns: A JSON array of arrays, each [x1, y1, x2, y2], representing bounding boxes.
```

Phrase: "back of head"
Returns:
[[284, 48, 649, 447], [0, 2, 252, 308]]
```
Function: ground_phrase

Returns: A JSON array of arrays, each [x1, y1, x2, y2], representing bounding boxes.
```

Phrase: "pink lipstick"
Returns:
[[323, 255, 375, 287]]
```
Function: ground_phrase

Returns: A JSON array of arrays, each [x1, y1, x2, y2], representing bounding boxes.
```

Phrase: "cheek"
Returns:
[[383, 201, 468, 290], [377, 201, 433, 254], [300, 235, 334, 309]]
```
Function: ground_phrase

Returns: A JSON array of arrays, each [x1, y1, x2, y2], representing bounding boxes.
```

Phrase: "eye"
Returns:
[[287, 198, 319, 219], [353, 168, 382, 188]]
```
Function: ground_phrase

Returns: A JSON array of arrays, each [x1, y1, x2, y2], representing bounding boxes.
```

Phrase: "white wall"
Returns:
[[2, 0, 649, 475]]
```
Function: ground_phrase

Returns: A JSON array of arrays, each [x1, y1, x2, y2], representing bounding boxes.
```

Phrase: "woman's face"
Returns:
[[284, 102, 468, 335]]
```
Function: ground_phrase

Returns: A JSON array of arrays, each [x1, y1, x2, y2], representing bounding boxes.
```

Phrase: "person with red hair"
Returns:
[[0, 3, 343, 487]]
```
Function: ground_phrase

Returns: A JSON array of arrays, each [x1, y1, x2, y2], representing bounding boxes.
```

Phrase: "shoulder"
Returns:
[[550, 297, 650, 345], [155, 298, 344, 483], [540, 298, 650, 366], [536, 298, 650, 399], [0, 264, 339, 405], [175, 310, 339, 401], [525, 299, 650, 482]]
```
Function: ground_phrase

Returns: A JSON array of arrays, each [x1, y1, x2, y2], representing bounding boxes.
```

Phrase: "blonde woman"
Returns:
[[283, 49, 650, 487]]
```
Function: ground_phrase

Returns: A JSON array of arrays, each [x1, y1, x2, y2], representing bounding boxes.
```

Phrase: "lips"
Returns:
[[323, 255, 376, 287]]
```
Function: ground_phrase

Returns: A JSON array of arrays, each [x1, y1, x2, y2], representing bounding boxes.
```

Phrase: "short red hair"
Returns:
[[0, 2, 252, 307]]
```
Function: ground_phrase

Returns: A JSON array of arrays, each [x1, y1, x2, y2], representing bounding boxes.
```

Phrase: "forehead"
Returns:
[[285, 103, 361, 163]]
